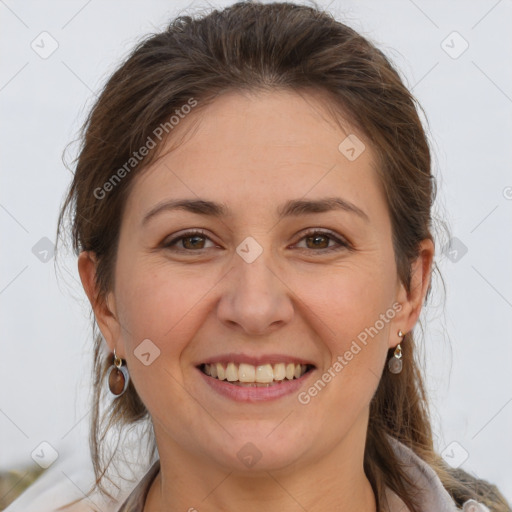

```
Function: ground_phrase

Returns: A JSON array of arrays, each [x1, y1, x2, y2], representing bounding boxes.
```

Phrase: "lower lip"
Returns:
[[197, 367, 315, 403]]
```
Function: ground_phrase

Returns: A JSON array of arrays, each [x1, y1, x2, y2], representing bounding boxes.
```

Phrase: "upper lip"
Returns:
[[196, 353, 316, 367]]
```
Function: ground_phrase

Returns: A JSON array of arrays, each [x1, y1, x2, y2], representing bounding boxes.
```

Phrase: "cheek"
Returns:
[[322, 265, 394, 335], [302, 269, 393, 421], [112, 262, 208, 414], [312, 263, 396, 395], [111, 266, 197, 402], [115, 258, 213, 342]]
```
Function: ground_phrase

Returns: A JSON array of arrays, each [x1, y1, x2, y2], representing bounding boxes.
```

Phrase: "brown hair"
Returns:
[[56, 2, 510, 511]]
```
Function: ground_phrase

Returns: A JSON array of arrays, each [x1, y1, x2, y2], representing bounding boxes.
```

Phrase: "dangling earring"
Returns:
[[388, 330, 404, 374], [107, 348, 130, 397]]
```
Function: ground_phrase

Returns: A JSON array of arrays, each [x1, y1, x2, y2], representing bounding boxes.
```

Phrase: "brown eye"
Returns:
[[162, 229, 351, 254], [305, 233, 330, 249], [162, 230, 215, 251], [181, 234, 206, 249], [295, 229, 350, 253]]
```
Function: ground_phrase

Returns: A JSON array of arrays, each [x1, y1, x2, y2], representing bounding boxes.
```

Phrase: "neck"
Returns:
[[145, 412, 377, 512]]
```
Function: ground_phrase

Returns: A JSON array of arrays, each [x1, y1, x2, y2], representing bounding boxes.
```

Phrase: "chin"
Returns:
[[209, 430, 311, 473]]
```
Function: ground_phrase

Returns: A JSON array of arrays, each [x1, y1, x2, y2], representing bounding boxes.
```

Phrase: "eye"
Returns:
[[293, 229, 351, 253], [161, 228, 351, 254], [161, 230, 216, 251]]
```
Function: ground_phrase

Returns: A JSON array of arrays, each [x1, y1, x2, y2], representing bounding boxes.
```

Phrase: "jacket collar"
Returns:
[[383, 434, 489, 512]]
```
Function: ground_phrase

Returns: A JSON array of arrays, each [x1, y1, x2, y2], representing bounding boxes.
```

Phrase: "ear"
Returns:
[[390, 238, 435, 349], [77, 251, 123, 356]]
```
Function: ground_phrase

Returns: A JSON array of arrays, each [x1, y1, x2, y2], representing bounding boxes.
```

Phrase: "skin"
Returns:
[[79, 89, 434, 512]]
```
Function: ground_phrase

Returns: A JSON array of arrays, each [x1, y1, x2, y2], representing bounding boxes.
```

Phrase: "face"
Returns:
[[85, 89, 426, 475]]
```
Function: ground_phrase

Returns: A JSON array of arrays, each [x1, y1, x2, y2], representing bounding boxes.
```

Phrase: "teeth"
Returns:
[[239, 363, 255, 382], [256, 364, 273, 383], [202, 362, 310, 383], [216, 362, 226, 380], [226, 362, 238, 382], [273, 363, 286, 381]]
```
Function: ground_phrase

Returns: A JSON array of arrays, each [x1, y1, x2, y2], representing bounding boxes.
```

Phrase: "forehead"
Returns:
[[124, 89, 386, 225]]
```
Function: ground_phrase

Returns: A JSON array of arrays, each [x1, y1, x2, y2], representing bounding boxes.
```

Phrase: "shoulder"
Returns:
[[384, 435, 493, 512]]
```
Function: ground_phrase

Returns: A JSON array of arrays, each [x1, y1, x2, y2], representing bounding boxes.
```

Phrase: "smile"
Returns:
[[198, 362, 315, 387]]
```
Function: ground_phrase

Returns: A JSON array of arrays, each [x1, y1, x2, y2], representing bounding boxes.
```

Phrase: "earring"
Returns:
[[107, 348, 130, 397], [388, 330, 404, 374]]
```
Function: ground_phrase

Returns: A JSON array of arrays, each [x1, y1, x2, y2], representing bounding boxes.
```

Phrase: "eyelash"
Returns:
[[161, 228, 351, 254]]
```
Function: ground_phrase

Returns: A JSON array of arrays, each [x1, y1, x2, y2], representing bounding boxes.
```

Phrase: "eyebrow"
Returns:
[[142, 196, 370, 226]]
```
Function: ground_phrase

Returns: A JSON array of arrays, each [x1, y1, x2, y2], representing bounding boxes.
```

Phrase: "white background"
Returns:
[[1, 0, 511, 507]]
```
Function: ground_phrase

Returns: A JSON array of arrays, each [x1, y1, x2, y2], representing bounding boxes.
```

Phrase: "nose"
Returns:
[[216, 248, 294, 336]]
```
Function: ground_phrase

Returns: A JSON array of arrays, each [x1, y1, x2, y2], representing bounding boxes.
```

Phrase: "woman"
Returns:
[[49, 1, 509, 511]]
